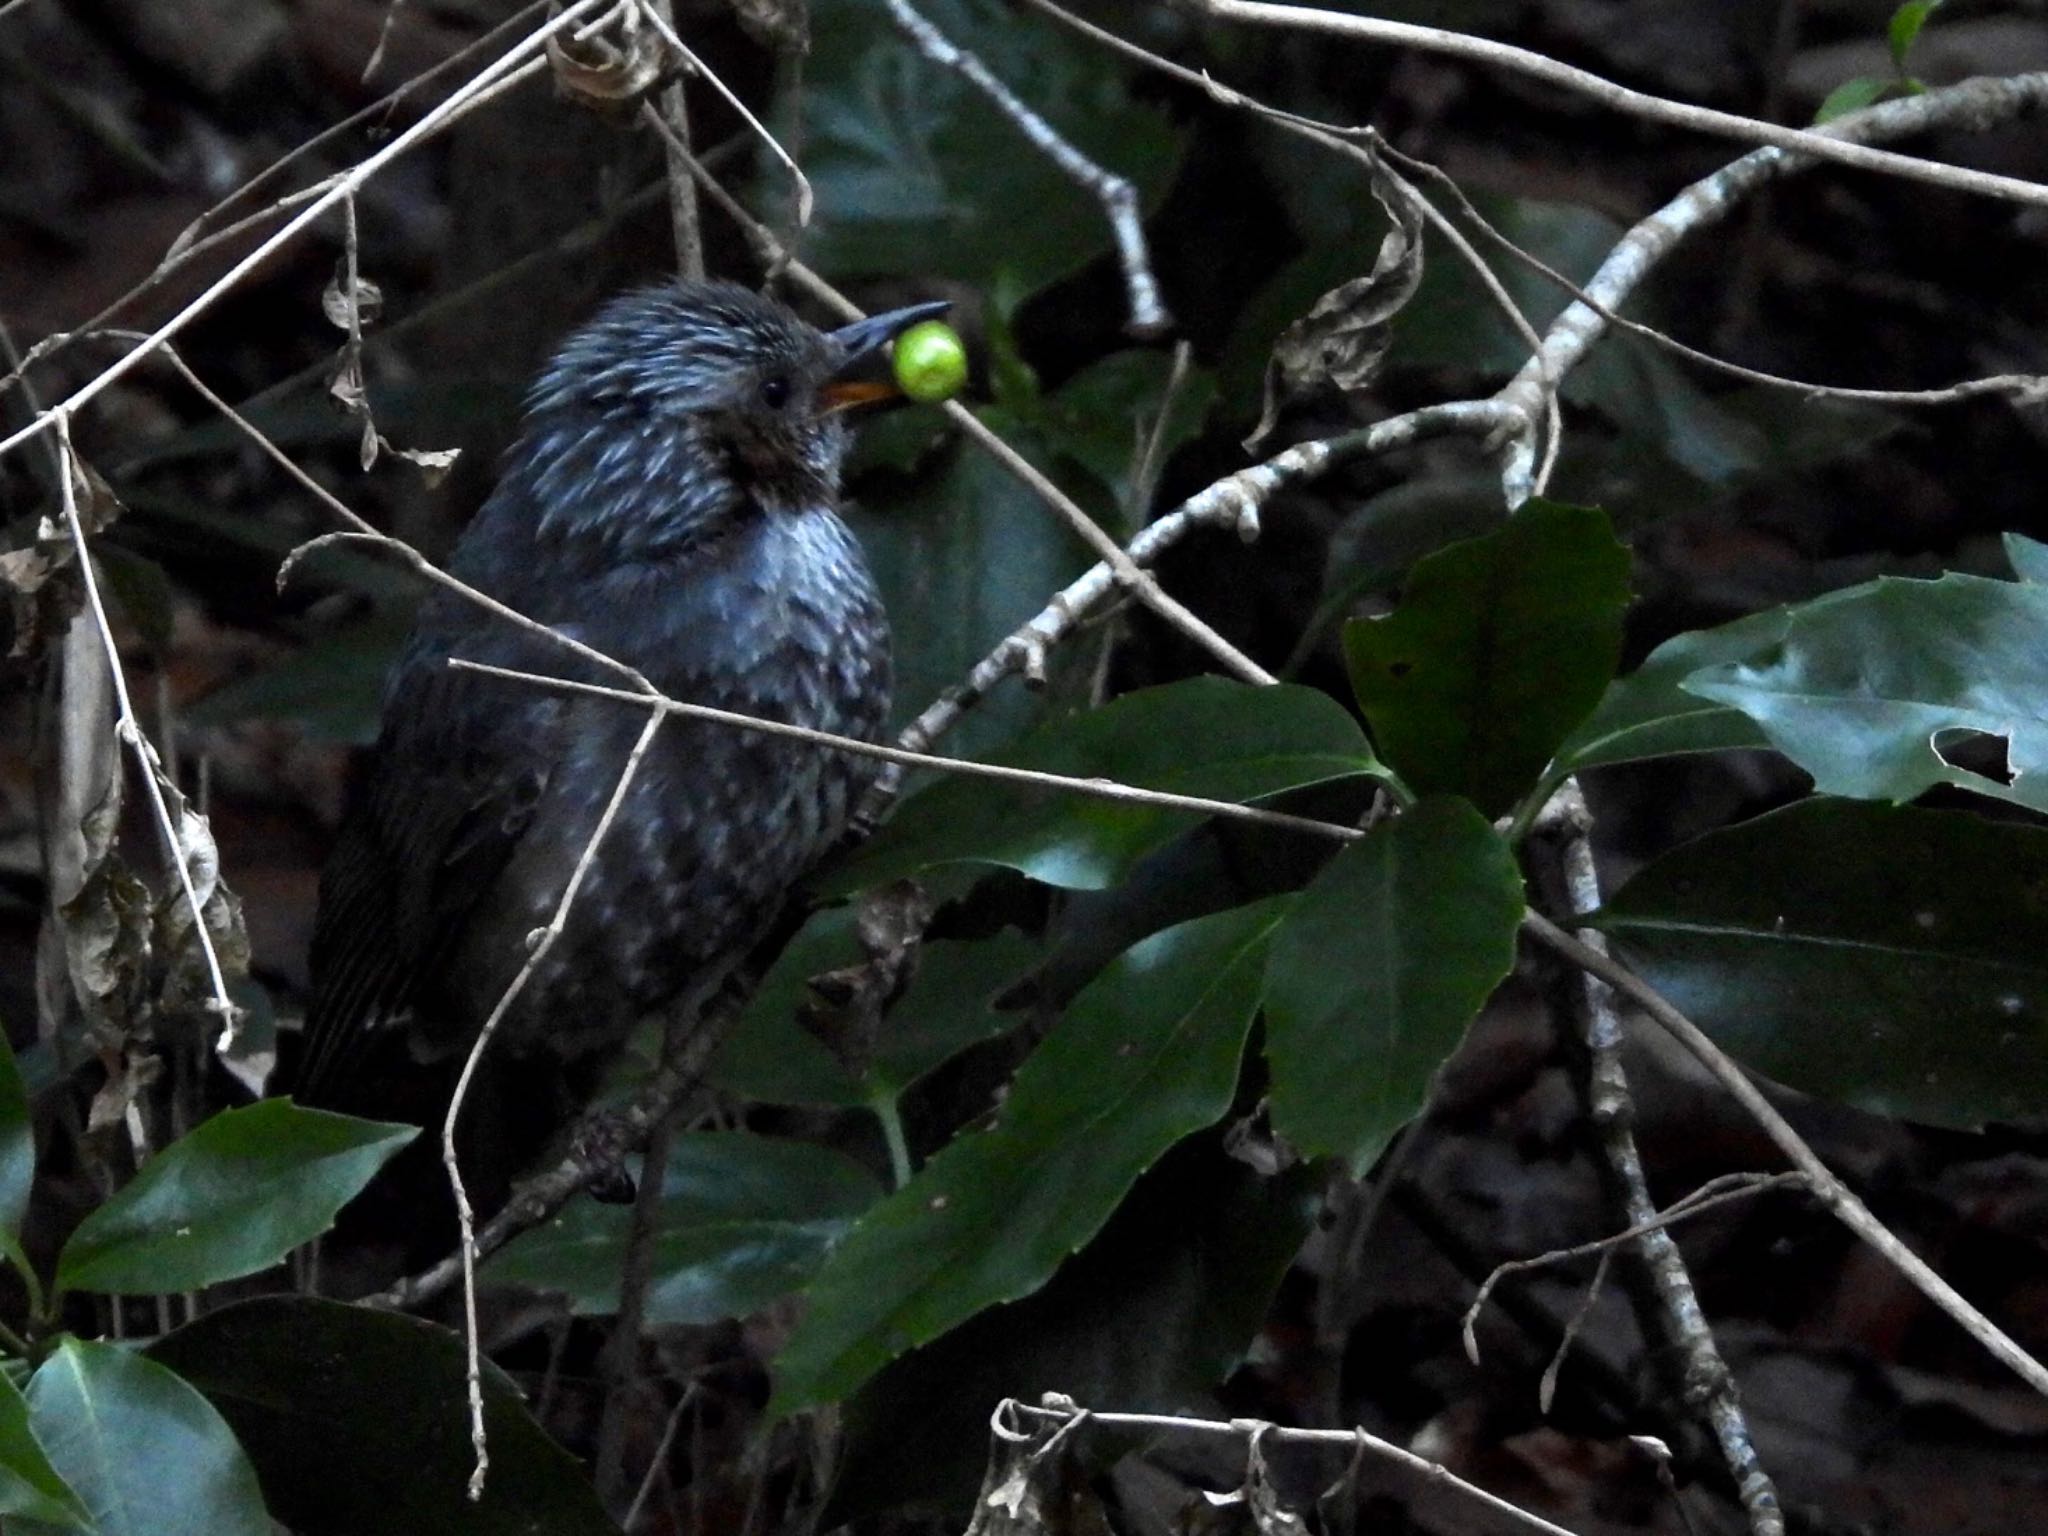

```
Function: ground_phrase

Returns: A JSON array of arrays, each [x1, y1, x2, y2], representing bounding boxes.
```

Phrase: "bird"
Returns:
[[294, 279, 948, 1129]]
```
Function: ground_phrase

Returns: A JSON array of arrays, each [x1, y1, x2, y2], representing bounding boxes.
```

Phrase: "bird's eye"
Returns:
[[759, 375, 791, 410]]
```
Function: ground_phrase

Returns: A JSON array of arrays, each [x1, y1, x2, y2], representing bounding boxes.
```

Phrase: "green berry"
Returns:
[[891, 320, 969, 404]]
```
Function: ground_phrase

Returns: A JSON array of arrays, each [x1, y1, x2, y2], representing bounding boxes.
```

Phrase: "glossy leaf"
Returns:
[[147, 1296, 615, 1535], [828, 678, 1382, 894], [796, 0, 1178, 293], [1683, 573, 2048, 814], [716, 910, 1038, 1107], [1035, 350, 1217, 526], [772, 897, 1291, 1412], [1814, 76, 1892, 123], [1548, 588, 1866, 788], [25, 1341, 269, 1536], [487, 1133, 881, 1324], [847, 409, 1093, 760], [1595, 799, 2048, 1130], [57, 1100, 415, 1295], [833, 1141, 1322, 1517], [1344, 500, 1631, 818], [2006, 532, 2048, 584], [0, 1031, 33, 1280], [0, 1370, 86, 1529], [1889, 0, 1946, 69], [1265, 799, 1525, 1172]]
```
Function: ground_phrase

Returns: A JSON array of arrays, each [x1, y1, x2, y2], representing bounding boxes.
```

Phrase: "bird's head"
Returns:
[[510, 281, 947, 563]]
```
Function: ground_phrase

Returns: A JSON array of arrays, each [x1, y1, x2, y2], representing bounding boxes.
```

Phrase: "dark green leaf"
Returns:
[[147, 1296, 616, 1536], [1343, 500, 1631, 818], [1889, 0, 1945, 69], [2005, 532, 2048, 584], [0, 1370, 87, 1529], [1595, 799, 2048, 1130], [847, 411, 1093, 760], [1035, 351, 1216, 526], [772, 897, 1290, 1412], [1549, 587, 1872, 788], [185, 612, 413, 745], [1265, 799, 1524, 1171], [795, 0, 1178, 293], [25, 1340, 270, 1536], [1814, 76, 1893, 124], [832, 1140, 1322, 1518], [0, 1032, 33, 1280], [487, 1133, 881, 1324], [93, 544, 178, 656], [716, 911, 1039, 1107], [1683, 573, 2048, 814], [829, 678, 1382, 894], [57, 1100, 415, 1295]]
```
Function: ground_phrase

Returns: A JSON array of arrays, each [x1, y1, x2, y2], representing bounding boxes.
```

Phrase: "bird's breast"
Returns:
[[444, 503, 890, 1056]]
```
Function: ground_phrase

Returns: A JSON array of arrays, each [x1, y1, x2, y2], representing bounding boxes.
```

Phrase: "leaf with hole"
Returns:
[[1682, 573, 2048, 814], [1594, 798, 2048, 1130]]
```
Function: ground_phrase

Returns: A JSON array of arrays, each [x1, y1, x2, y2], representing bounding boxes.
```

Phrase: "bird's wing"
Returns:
[[296, 627, 569, 1106]]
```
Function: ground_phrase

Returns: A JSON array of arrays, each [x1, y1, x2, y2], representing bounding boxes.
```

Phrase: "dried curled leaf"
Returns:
[[963, 1407, 1109, 1536], [1243, 1431, 1310, 1536], [384, 441, 462, 487], [2, 546, 77, 662], [798, 879, 932, 1079], [548, 12, 673, 107], [320, 262, 383, 330], [1246, 150, 1425, 449]]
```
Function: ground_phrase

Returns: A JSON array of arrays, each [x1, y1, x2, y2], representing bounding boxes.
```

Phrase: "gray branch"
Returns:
[[1532, 784, 1782, 1536], [882, 0, 1170, 337]]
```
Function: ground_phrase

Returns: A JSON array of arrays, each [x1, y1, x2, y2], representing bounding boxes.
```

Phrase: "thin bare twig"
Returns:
[[1522, 911, 2048, 1400], [1532, 787, 1784, 1534], [51, 416, 238, 1045], [642, 2, 704, 280], [0, 0, 615, 463], [444, 657, 1365, 842], [596, 59, 703, 1494], [882, 0, 1169, 336], [655, 131, 1275, 687], [1462, 1171, 1809, 1365], [1005, 1399, 1587, 1536], [1193, 1, 2048, 211], [630, 0, 812, 230], [1492, 73, 2048, 501], [446, 705, 667, 1499], [1379, 139, 2048, 414]]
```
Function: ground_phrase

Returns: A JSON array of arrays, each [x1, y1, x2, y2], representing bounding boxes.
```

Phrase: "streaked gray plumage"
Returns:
[[299, 281, 932, 1105]]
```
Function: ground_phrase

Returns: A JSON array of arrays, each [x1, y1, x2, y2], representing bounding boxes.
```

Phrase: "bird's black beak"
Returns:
[[820, 300, 952, 413]]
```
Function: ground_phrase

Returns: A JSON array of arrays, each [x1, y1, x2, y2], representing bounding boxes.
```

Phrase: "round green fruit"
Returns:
[[891, 320, 969, 404]]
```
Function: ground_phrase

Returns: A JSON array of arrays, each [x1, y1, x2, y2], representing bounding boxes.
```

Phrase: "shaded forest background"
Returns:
[[3, 1, 2048, 1533]]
